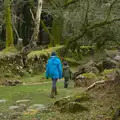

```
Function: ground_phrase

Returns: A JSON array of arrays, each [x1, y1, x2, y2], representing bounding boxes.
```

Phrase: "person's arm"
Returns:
[[62, 68, 64, 77], [45, 63, 49, 79], [58, 60, 62, 79]]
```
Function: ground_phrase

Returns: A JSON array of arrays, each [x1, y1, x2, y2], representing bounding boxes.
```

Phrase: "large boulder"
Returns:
[[0, 99, 7, 103], [54, 96, 71, 107], [74, 72, 98, 87], [54, 93, 91, 113], [101, 69, 117, 80], [60, 102, 88, 113], [96, 58, 116, 72], [26, 104, 48, 113], [74, 93, 91, 102], [73, 60, 99, 80]]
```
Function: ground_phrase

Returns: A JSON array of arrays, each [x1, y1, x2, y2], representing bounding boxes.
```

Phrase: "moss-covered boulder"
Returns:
[[60, 102, 88, 113], [96, 59, 116, 72], [54, 96, 71, 107], [54, 92, 91, 113], [73, 60, 99, 80], [74, 93, 91, 102], [74, 72, 98, 87], [101, 69, 117, 80]]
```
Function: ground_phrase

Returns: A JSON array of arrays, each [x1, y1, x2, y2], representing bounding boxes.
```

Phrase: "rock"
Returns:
[[9, 104, 27, 112], [73, 60, 99, 80], [16, 99, 31, 104], [90, 67, 99, 74], [105, 49, 119, 58], [0, 113, 6, 119], [75, 75, 86, 87], [27, 104, 47, 113], [96, 59, 116, 72], [74, 72, 97, 87], [19, 104, 27, 111], [9, 106, 20, 111], [61, 102, 88, 113], [74, 93, 91, 102], [2, 80, 23, 86], [101, 69, 117, 80], [8, 112, 22, 120], [0, 113, 3, 117], [77, 60, 96, 74], [0, 99, 7, 103], [19, 104, 27, 107], [54, 96, 71, 107], [114, 55, 120, 62]]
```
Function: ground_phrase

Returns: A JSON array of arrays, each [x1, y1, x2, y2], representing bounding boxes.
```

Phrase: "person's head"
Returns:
[[51, 52, 56, 57], [63, 61, 68, 66]]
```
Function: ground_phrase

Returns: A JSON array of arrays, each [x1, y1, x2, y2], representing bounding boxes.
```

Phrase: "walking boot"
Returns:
[[66, 84, 68, 88], [64, 84, 67, 88], [50, 88, 55, 98], [55, 87, 58, 95]]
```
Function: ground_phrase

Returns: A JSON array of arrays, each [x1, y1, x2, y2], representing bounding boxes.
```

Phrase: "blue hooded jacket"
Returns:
[[46, 56, 62, 79]]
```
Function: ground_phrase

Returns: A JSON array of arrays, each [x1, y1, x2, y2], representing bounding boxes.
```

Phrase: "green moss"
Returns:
[[28, 45, 64, 58], [41, 20, 54, 46], [81, 72, 97, 79], [64, 57, 81, 66], [54, 96, 71, 107], [0, 47, 17, 57], [74, 93, 91, 102], [101, 69, 116, 76], [51, 16, 63, 46], [60, 102, 88, 113], [4, 0, 14, 48]]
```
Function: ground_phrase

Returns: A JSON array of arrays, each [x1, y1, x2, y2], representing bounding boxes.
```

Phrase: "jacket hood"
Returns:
[[49, 56, 60, 64]]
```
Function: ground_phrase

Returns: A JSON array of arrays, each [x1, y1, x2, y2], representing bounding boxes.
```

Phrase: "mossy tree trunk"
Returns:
[[51, 16, 63, 46], [4, 0, 14, 48], [40, 20, 54, 46]]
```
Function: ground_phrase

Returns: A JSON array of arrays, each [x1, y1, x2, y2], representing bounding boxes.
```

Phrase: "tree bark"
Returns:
[[31, 0, 43, 48], [4, 0, 14, 48]]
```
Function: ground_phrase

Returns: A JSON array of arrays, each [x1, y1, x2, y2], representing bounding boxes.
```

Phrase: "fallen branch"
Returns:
[[86, 80, 114, 91]]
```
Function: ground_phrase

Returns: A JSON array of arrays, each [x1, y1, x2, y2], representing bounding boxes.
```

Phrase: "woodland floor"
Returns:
[[0, 77, 85, 114], [0, 50, 119, 120]]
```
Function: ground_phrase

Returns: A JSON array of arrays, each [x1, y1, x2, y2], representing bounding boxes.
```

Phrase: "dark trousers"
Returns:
[[52, 78, 57, 88], [64, 77, 69, 88], [51, 78, 58, 97]]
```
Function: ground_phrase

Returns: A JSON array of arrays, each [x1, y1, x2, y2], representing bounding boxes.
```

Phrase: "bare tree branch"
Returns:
[[89, 18, 120, 29], [67, 17, 120, 45], [30, 8, 35, 22], [83, 0, 90, 26], [105, 0, 118, 21], [64, 0, 79, 8]]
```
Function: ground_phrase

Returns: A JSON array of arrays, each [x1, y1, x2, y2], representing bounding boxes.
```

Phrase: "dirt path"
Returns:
[[22, 79, 63, 86]]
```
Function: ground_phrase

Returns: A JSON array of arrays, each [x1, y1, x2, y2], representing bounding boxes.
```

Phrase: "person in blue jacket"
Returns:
[[46, 52, 62, 98]]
